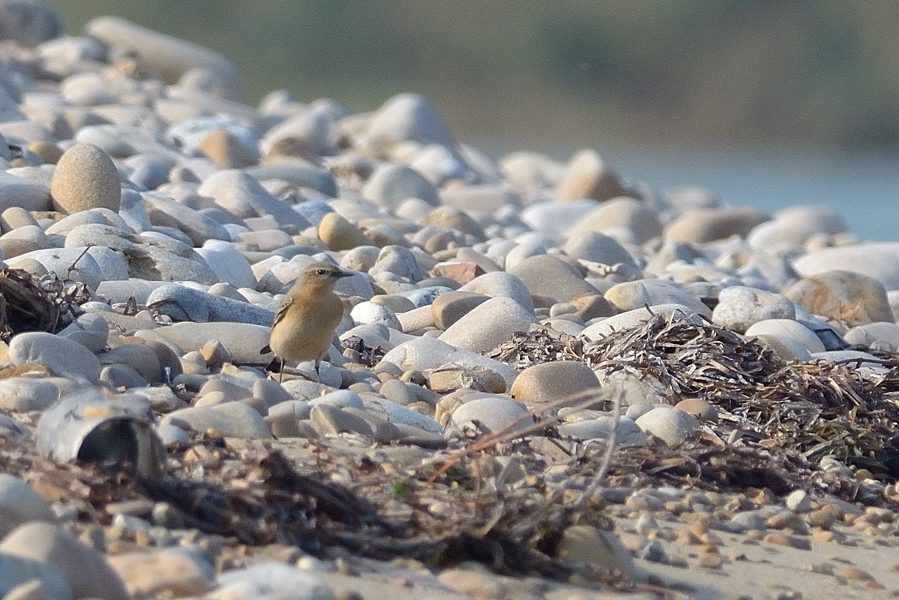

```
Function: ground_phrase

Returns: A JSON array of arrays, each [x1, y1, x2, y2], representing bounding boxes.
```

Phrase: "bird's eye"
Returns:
[[316, 269, 327, 276]]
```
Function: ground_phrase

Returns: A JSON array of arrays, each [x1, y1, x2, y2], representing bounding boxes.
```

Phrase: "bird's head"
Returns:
[[299, 261, 353, 291]]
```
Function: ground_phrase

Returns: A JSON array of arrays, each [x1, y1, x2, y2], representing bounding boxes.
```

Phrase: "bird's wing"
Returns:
[[273, 294, 294, 326]]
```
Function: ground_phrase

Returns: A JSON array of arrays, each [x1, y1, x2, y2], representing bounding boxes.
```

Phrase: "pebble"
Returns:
[[162, 401, 272, 439], [0, 521, 129, 600], [212, 562, 335, 600], [509, 254, 599, 303], [438, 296, 538, 354], [784, 269, 894, 326], [664, 206, 768, 243], [8, 331, 101, 382], [605, 280, 712, 317], [0, 474, 56, 537], [635, 406, 700, 447], [50, 142, 120, 214], [0, 377, 60, 411], [711, 286, 796, 333], [552, 524, 634, 577], [430, 291, 489, 329], [556, 148, 625, 202], [450, 395, 532, 436], [147, 283, 274, 325], [107, 547, 215, 597], [508, 361, 600, 406]]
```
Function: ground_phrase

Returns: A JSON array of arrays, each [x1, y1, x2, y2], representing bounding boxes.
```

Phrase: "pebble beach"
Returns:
[[2, 5, 899, 600]]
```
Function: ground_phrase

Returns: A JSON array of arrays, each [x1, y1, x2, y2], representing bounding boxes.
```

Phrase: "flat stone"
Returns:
[[844, 321, 899, 352], [0, 377, 59, 412], [63, 223, 218, 284], [562, 230, 639, 267], [744, 319, 825, 353], [581, 304, 704, 341], [137, 322, 271, 365], [368, 244, 427, 283], [213, 562, 334, 600], [0, 554, 70, 600], [605, 279, 712, 317], [57, 313, 110, 353], [197, 169, 309, 230], [566, 196, 662, 245], [363, 92, 457, 150], [143, 193, 232, 246], [553, 524, 634, 577]]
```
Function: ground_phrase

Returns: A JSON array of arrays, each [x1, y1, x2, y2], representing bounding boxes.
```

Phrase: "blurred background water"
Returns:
[[44, 1, 899, 241]]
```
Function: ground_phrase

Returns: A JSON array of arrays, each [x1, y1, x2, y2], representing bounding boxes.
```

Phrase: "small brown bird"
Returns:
[[262, 261, 352, 381]]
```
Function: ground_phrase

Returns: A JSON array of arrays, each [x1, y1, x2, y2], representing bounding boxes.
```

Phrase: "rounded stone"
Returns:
[[665, 207, 769, 243], [562, 230, 639, 267], [635, 406, 700, 446], [508, 254, 598, 304], [363, 163, 439, 211], [450, 396, 532, 436], [0, 377, 59, 412], [605, 280, 712, 318], [458, 271, 535, 313], [784, 270, 894, 327], [553, 524, 634, 577], [556, 148, 625, 202], [0, 474, 56, 538], [567, 196, 662, 244], [711, 286, 796, 334], [8, 331, 101, 382], [438, 296, 539, 354], [318, 211, 370, 251], [744, 319, 825, 353], [349, 301, 402, 330], [509, 361, 600, 406], [50, 143, 121, 214], [0, 521, 129, 600], [431, 291, 490, 330], [674, 398, 718, 422]]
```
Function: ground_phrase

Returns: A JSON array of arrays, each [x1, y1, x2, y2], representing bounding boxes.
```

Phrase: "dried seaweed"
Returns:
[[575, 310, 899, 462], [0, 267, 88, 341]]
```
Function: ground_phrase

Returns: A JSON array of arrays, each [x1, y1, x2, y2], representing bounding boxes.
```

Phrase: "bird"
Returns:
[[261, 261, 352, 382]]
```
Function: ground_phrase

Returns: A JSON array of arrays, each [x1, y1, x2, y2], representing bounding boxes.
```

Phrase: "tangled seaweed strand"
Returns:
[[576, 309, 899, 466]]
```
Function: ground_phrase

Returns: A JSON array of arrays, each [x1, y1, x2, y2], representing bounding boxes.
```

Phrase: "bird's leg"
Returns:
[[278, 357, 284, 384]]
